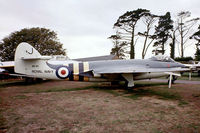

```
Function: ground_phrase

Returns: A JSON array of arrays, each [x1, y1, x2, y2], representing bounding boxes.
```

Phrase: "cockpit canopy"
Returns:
[[149, 55, 175, 62]]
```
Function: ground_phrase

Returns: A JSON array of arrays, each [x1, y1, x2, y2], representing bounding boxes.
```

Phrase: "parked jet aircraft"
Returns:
[[0, 61, 14, 73], [184, 62, 200, 73], [183, 62, 200, 80], [13, 42, 189, 88]]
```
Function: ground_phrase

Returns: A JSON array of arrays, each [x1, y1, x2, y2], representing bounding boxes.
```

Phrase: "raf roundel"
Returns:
[[56, 66, 70, 79]]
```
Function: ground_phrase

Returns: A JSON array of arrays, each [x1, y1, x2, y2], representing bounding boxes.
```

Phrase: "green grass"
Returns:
[[93, 87, 121, 96], [0, 80, 23, 85], [178, 76, 200, 81], [0, 80, 25, 89], [159, 72, 200, 81], [0, 79, 50, 89], [96, 82, 189, 106], [13, 95, 29, 99], [188, 123, 200, 130], [124, 88, 181, 100], [134, 81, 168, 88], [182, 72, 199, 77], [93, 82, 184, 102], [178, 72, 200, 81], [3, 80, 188, 105], [178, 100, 189, 106], [125, 94, 140, 100], [24, 85, 98, 93], [39, 127, 46, 130], [192, 94, 200, 98]]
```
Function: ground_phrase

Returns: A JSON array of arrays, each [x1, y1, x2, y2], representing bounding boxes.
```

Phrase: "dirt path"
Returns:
[[0, 80, 200, 133]]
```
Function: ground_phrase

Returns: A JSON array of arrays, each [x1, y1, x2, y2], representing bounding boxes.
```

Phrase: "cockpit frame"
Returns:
[[149, 56, 175, 62]]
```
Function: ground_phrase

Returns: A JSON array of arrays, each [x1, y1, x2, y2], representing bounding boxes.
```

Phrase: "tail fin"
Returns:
[[15, 42, 41, 60], [14, 42, 42, 74]]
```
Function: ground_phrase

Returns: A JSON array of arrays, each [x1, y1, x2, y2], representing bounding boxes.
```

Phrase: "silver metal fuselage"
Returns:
[[88, 59, 184, 81], [21, 58, 185, 81]]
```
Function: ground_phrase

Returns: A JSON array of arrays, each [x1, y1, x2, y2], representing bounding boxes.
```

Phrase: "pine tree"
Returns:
[[114, 8, 150, 59], [153, 12, 173, 55]]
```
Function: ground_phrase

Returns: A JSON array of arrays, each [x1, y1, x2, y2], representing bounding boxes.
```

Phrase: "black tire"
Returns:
[[111, 81, 120, 85], [168, 79, 175, 84], [25, 77, 34, 84], [36, 78, 43, 83], [198, 70, 200, 77]]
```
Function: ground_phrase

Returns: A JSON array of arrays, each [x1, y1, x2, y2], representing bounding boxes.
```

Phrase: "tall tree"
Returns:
[[191, 25, 200, 60], [114, 8, 150, 59], [176, 11, 199, 57], [0, 27, 66, 61], [108, 34, 127, 59], [153, 12, 173, 55], [169, 29, 177, 59], [138, 13, 157, 59]]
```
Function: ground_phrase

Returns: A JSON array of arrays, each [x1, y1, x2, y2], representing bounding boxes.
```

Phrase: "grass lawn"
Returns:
[[0, 80, 200, 133], [179, 72, 200, 81]]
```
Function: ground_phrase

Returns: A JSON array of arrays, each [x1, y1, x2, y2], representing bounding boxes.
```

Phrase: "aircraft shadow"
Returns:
[[0, 80, 49, 88], [95, 82, 177, 100]]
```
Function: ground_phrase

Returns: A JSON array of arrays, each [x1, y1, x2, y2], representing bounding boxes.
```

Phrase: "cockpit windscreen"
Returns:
[[149, 56, 175, 62]]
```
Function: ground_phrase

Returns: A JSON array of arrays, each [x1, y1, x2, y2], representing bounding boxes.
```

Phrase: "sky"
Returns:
[[0, 0, 200, 59]]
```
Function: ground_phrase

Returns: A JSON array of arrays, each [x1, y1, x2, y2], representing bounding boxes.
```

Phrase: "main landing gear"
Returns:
[[167, 75, 177, 84], [122, 74, 134, 89]]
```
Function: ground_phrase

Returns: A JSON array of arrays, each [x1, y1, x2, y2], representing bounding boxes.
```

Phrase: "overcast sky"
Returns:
[[0, 0, 200, 59]]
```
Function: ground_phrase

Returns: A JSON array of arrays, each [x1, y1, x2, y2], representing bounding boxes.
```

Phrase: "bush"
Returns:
[[175, 57, 193, 62]]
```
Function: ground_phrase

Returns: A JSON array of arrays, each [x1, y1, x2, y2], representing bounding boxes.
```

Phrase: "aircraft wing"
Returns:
[[93, 66, 189, 74], [0, 61, 15, 73], [0, 68, 6, 72], [0, 61, 32, 77]]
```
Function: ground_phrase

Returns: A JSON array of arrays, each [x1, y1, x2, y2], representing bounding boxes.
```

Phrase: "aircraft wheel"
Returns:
[[36, 78, 43, 83], [168, 75, 177, 84], [25, 77, 34, 84], [168, 79, 174, 84], [124, 81, 133, 90], [168, 79, 175, 84], [124, 81, 128, 87], [172, 75, 178, 84], [111, 81, 120, 85], [198, 70, 200, 77]]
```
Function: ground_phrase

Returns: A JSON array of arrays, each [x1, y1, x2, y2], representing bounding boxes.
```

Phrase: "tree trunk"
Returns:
[[162, 39, 165, 55], [180, 33, 184, 57], [170, 43, 175, 59], [181, 42, 184, 57], [142, 29, 149, 59], [162, 45, 164, 55], [180, 18, 184, 57], [170, 32, 176, 59], [130, 27, 135, 59]]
